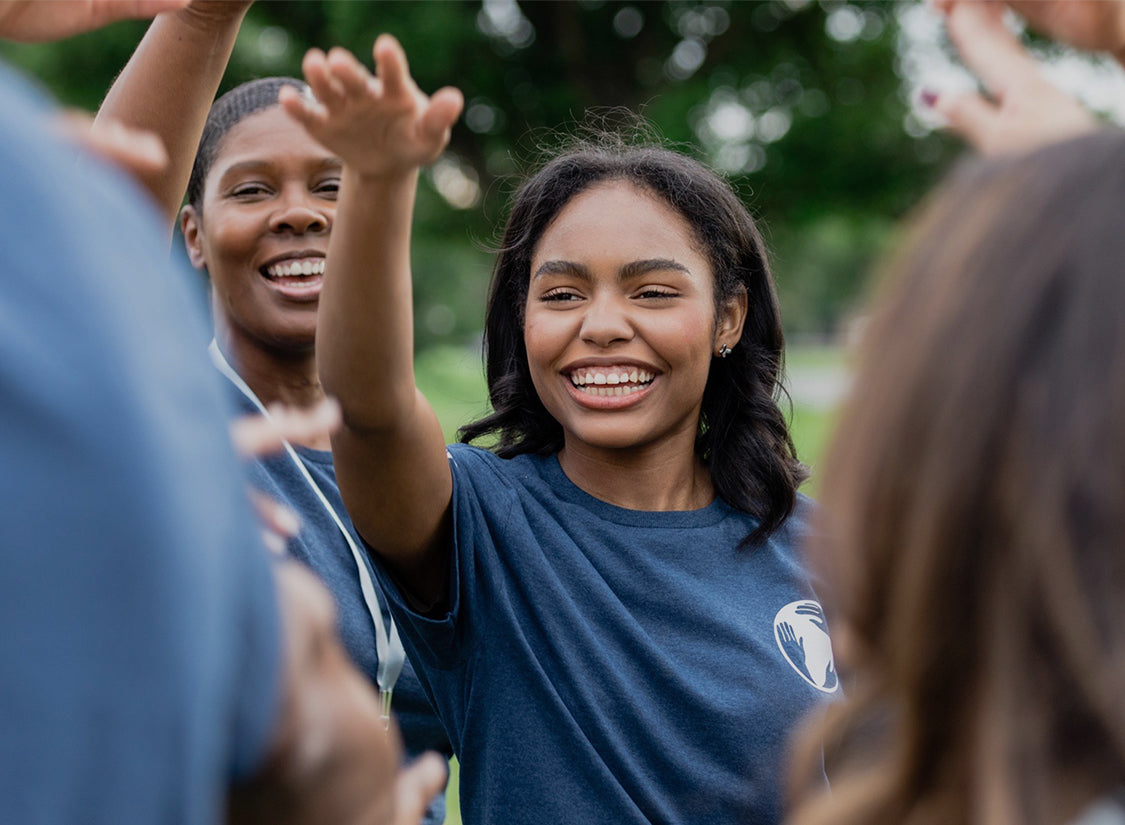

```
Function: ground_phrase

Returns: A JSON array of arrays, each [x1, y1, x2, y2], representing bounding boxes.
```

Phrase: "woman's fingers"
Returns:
[[326, 46, 372, 99], [56, 111, 168, 177], [391, 753, 449, 825], [929, 89, 998, 148], [373, 33, 412, 101], [422, 86, 465, 141], [943, 1, 1033, 99], [229, 397, 341, 459], [248, 489, 301, 556], [277, 83, 325, 134]]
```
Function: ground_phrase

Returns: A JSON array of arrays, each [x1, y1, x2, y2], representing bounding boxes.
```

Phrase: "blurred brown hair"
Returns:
[[789, 132, 1125, 825]]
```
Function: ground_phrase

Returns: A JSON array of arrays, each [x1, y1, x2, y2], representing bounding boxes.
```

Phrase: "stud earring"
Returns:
[[717, 345, 732, 359]]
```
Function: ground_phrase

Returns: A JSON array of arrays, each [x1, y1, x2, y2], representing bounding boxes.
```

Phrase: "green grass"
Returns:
[[414, 343, 845, 823], [415, 345, 493, 442], [784, 342, 847, 373], [790, 403, 836, 498]]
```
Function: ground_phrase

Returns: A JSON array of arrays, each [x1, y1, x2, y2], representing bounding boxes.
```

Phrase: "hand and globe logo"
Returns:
[[773, 600, 839, 693]]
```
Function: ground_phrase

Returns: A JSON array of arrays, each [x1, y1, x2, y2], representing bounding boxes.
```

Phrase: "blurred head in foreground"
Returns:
[[789, 131, 1125, 825]]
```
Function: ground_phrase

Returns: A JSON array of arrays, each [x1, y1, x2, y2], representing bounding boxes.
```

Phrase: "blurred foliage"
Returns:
[[0, 0, 963, 348]]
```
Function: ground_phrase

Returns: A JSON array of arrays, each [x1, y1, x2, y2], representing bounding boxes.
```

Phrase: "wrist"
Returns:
[[177, 0, 251, 33], [343, 164, 420, 190]]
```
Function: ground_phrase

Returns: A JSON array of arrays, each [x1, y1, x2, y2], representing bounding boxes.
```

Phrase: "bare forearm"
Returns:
[[317, 166, 455, 585], [318, 168, 422, 432], [286, 35, 461, 586], [95, 1, 250, 227]]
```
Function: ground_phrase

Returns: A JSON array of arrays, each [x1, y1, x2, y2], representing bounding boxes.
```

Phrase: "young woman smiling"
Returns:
[[286, 35, 837, 825]]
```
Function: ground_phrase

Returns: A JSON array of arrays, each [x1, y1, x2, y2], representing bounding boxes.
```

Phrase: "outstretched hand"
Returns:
[[55, 112, 169, 180], [927, 0, 1100, 156], [229, 398, 342, 555], [280, 34, 463, 179], [229, 397, 342, 459]]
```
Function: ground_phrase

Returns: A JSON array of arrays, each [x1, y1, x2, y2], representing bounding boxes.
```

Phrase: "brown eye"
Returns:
[[541, 289, 581, 303], [315, 178, 340, 199], [230, 183, 270, 198]]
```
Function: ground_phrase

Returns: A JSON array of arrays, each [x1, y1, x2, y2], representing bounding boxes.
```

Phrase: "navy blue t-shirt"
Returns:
[[225, 385, 452, 823], [0, 65, 280, 825], [373, 443, 837, 825]]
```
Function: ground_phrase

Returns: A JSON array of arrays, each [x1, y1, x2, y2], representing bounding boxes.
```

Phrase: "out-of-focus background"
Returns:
[[6, 1, 1121, 393], [8, 4, 1120, 818], [15, 0, 1125, 357]]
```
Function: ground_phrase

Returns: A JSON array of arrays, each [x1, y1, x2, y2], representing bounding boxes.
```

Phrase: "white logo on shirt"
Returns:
[[774, 600, 838, 693]]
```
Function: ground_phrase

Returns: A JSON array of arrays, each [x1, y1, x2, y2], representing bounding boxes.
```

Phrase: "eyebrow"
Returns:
[[531, 258, 690, 281], [217, 157, 343, 180]]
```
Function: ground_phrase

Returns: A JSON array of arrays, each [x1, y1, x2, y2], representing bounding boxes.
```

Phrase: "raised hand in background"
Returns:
[[926, 0, 1102, 156]]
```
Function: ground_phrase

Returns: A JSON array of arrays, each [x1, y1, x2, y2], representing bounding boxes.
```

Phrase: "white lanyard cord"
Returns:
[[209, 341, 405, 720]]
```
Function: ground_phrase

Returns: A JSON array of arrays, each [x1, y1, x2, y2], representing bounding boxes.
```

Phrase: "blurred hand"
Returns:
[[0, 0, 188, 42], [56, 112, 168, 180], [926, 0, 1100, 156], [229, 397, 342, 459], [229, 397, 342, 555]]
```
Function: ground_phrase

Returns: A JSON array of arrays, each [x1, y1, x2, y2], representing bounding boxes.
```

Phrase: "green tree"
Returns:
[[1, 1, 960, 347]]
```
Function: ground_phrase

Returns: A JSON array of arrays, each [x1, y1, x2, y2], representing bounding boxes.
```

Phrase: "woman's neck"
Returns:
[[215, 331, 331, 451], [557, 439, 714, 512]]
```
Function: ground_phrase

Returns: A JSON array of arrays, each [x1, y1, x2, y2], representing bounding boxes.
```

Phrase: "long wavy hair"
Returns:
[[459, 136, 806, 544], [788, 132, 1125, 825]]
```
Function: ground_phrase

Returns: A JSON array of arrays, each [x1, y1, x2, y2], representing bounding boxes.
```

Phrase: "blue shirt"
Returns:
[[225, 385, 452, 824], [373, 443, 837, 825], [0, 65, 280, 825]]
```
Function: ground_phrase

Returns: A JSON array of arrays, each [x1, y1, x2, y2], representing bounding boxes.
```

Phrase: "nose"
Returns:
[[268, 187, 329, 235], [579, 293, 634, 348]]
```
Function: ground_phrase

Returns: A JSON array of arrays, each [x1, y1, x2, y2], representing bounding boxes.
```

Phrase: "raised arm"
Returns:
[[281, 36, 463, 608], [94, 0, 251, 229]]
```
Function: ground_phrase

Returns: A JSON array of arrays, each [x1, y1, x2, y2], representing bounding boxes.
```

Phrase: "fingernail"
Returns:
[[920, 89, 938, 108]]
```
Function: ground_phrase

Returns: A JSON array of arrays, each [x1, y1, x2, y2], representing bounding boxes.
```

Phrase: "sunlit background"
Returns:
[[7, 4, 1122, 820]]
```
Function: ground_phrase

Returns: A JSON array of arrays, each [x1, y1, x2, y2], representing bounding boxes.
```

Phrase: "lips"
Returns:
[[259, 253, 325, 300]]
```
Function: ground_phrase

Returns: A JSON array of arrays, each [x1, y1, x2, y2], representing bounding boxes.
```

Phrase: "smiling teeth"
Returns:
[[265, 258, 325, 278], [578, 384, 647, 397], [570, 368, 653, 392]]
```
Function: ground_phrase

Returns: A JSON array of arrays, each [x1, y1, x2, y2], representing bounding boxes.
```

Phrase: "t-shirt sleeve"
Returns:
[[367, 444, 513, 670]]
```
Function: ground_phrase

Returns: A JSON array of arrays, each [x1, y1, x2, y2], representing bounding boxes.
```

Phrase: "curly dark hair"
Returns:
[[458, 137, 806, 545]]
